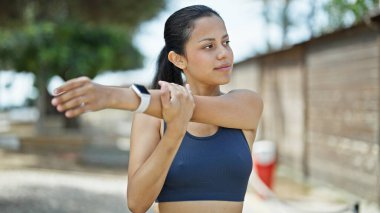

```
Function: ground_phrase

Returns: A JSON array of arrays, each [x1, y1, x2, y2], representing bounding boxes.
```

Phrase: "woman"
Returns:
[[52, 5, 263, 213]]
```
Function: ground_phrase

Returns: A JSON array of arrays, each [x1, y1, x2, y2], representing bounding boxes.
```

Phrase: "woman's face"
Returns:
[[182, 15, 234, 86]]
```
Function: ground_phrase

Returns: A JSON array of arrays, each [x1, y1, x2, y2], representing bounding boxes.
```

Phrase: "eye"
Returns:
[[223, 40, 230, 46], [204, 44, 214, 49]]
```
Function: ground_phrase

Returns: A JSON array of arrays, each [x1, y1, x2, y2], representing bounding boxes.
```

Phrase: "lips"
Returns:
[[214, 64, 232, 72]]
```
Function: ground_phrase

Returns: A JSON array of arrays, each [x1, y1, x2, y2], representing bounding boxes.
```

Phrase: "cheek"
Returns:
[[188, 52, 212, 69], [199, 51, 215, 64]]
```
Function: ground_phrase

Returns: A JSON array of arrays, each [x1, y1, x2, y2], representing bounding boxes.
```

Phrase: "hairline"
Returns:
[[181, 13, 223, 57]]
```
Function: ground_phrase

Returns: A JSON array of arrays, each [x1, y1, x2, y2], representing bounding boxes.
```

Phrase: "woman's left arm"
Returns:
[[51, 77, 263, 130]]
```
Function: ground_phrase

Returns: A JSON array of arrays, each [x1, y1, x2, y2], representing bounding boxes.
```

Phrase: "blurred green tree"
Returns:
[[1, 22, 142, 81], [0, 0, 165, 28], [259, 0, 379, 51], [0, 0, 166, 130], [324, 0, 379, 30]]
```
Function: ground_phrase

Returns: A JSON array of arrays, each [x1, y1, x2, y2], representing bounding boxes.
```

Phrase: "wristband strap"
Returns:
[[135, 94, 150, 113], [131, 84, 151, 113]]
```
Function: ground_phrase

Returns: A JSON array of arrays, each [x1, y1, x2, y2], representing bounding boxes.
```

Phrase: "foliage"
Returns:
[[0, 0, 166, 80], [0, 0, 166, 29], [324, 0, 380, 29], [259, 0, 379, 51], [0, 0, 165, 128], [0, 21, 143, 81]]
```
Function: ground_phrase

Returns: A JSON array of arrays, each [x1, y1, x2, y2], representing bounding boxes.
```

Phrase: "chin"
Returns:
[[216, 77, 231, 85]]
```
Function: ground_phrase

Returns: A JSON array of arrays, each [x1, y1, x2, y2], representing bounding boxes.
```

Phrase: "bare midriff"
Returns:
[[156, 200, 244, 213]]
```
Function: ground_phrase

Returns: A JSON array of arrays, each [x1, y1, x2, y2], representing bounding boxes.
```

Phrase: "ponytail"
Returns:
[[151, 46, 183, 89]]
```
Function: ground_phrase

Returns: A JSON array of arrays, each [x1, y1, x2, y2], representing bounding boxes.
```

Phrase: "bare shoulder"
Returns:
[[227, 89, 263, 110], [229, 90, 261, 150], [227, 89, 261, 98]]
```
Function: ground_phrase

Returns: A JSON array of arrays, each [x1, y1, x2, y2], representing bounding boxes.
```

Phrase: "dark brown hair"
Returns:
[[150, 5, 221, 89]]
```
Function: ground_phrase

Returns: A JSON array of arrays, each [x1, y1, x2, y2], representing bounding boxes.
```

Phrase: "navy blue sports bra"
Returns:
[[156, 126, 252, 202]]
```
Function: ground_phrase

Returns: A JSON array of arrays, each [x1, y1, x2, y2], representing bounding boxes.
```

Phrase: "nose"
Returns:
[[216, 46, 229, 60]]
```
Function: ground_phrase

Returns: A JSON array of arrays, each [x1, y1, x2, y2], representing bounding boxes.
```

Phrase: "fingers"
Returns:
[[159, 82, 192, 105], [51, 76, 94, 118], [185, 84, 194, 102], [56, 95, 88, 112], [53, 76, 91, 96], [159, 82, 195, 124], [159, 80, 186, 95], [159, 81, 193, 100], [51, 84, 90, 107], [185, 84, 192, 93], [158, 80, 167, 87], [64, 103, 92, 118], [168, 83, 185, 99], [160, 83, 170, 109]]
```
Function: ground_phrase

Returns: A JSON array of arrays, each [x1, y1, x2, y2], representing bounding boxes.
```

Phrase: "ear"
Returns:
[[168, 51, 187, 70]]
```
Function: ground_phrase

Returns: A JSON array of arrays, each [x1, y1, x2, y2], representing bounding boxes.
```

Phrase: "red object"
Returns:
[[252, 140, 276, 190], [253, 160, 276, 189]]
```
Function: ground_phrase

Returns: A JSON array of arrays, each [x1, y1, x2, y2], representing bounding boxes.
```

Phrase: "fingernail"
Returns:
[[51, 98, 57, 105]]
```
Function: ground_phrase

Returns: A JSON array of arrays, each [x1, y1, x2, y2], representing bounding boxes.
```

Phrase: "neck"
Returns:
[[187, 82, 221, 96]]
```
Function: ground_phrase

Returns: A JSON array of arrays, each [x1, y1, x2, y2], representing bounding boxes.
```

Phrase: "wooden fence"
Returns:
[[227, 16, 380, 204]]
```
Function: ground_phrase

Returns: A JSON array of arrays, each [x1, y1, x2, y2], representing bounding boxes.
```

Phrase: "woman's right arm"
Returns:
[[127, 83, 194, 213]]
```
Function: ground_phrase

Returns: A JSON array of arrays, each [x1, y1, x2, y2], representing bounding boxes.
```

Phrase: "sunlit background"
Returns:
[[1, 0, 380, 213], [0, 0, 336, 108]]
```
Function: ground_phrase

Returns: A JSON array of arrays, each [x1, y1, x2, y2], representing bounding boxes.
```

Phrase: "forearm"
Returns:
[[108, 86, 261, 130], [108, 86, 163, 118], [127, 127, 184, 212]]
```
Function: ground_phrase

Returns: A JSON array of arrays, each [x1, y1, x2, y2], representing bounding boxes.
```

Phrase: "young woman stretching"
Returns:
[[51, 5, 263, 213]]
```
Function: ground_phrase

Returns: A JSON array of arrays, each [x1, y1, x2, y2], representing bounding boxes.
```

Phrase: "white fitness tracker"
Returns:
[[131, 84, 151, 113]]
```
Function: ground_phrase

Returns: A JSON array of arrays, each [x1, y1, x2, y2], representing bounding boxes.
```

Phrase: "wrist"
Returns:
[[105, 86, 120, 108], [107, 87, 139, 111], [165, 122, 188, 138], [104, 86, 117, 108]]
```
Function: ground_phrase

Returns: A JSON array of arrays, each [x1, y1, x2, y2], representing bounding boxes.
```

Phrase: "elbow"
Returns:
[[127, 196, 134, 212], [127, 191, 139, 213], [128, 199, 147, 213], [127, 192, 151, 213], [127, 204, 140, 213]]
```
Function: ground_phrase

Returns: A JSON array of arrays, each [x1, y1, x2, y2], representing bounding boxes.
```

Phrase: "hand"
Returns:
[[159, 81, 194, 133], [51, 76, 110, 118]]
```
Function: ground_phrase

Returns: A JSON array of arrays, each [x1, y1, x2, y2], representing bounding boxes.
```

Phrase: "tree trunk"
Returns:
[[36, 73, 47, 134], [64, 116, 80, 129], [262, 0, 273, 52], [281, 0, 291, 48], [307, 0, 316, 38], [36, 70, 80, 134]]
